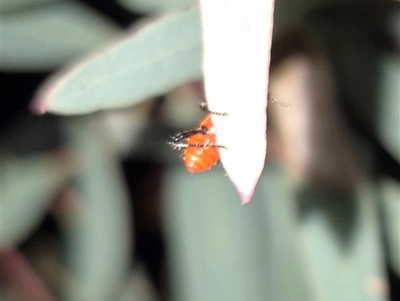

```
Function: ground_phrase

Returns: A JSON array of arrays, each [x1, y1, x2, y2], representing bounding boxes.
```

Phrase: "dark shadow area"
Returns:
[[305, 0, 400, 182], [295, 186, 359, 251], [80, 0, 146, 28], [121, 158, 167, 297]]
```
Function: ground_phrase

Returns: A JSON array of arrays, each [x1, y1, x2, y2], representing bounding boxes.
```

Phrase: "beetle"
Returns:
[[168, 104, 226, 173]]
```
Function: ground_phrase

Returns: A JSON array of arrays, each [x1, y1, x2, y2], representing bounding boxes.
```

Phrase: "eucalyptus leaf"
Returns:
[[2, 0, 58, 12], [164, 165, 315, 301], [61, 116, 131, 301], [379, 179, 400, 277], [1, 1, 119, 71], [119, 264, 161, 301], [377, 55, 400, 162], [164, 167, 272, 301], [1, 152, 76, 248], [117, 0, 196, 14], [199, 0, 273, 203], [32, 6, 202, 114], [296, 184, 388, 301], [164, 164, 388, 301]]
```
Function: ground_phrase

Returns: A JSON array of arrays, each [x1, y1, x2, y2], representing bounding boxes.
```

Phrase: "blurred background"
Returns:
[[1, 0, 399, 301]]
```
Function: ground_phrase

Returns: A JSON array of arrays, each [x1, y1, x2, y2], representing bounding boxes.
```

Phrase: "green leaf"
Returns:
[[1, 152, 76, 248], [117, 0, 196, 14], [2, 0, 58, 12], [295, 184, 388, 301], [32, 6, 202, 114], [61, 116, 131, 301], [379, 179, 400, 277], [377, 55, 400, 162], [164, 165, 315, 301], [119, 264, 161, 301], [164, 164, 388, 301], [1, 1, 119, 71]]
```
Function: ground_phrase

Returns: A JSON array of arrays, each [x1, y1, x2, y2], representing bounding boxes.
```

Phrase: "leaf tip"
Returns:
[[233, 172, 260, 205], [239, 190, 255, 205], [30, 96, 49, 115]]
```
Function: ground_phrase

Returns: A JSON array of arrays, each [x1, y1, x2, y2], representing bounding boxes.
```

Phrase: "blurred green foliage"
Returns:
[[1, 0, 119, 71], [1, 1, 399, 301]]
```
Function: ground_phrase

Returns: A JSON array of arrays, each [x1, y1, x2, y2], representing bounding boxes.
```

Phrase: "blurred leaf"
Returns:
[[164, 164, 388, 301], [1, 151, 76, 248], [1, 1, 119, 71], [2, 0, 58, 12], [117, 0, 196, 14], [379, 179, 400, 277], [164, 164, 315, 301], [61, 116, 131, 301], [119, 263, 161, 301], [32, 6, 202, 114], [296, 184, 388, 301], [377, 55, 400, 163]]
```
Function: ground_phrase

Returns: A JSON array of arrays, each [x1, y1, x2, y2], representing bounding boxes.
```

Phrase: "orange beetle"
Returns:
[[169, 114, 224, 173]]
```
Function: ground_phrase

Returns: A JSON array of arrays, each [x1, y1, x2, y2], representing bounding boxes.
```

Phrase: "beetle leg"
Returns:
[[168, 140, 227, 149], [199, 102, 228, 116], [169, 127, 209, 143]]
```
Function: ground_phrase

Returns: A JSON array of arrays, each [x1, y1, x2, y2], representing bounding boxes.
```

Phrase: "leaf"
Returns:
[[164, 166, 283, 301], [1, 1, 119, 71], [60, 116, 131, 301], [1, 151, 77, 248], [199, 0, 275, 203], [377, 55, 400, 163], [296, 184, 388, 301], [31, 6, 202, 115], [379, 179, 400, 277], [1, 0, 58, 12], [164, 164, 388, 301], [119, 264, 161, 301], [117, 0, 196, 14]]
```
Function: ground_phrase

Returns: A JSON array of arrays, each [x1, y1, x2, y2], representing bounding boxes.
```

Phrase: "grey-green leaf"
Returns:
[[377, 55, 400, 163], [164, 164, 388, 301], [117, 0, 196, 14], [379, 179, 400, 277], [32, 6, 202, 115], [1, 152, 76, 248], [1, 1, 119, 71], [2, 0, 58, 12], [61, 116, 131, 301]]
